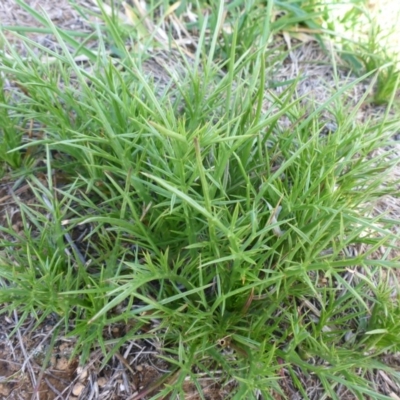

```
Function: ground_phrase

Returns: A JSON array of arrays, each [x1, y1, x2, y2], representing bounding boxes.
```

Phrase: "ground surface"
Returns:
[[1, 0, 400, 399]]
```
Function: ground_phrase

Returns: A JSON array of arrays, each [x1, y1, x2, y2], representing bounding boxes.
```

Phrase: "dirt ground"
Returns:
[[1, 0, 400, 399]]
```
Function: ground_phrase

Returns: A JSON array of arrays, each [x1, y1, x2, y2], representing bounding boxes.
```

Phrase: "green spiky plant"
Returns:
[[0, 0, 400, 398]]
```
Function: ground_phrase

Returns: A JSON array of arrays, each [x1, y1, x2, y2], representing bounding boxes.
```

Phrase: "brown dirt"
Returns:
[[0, 314, 78, 399], [1, 1, 400, 399]]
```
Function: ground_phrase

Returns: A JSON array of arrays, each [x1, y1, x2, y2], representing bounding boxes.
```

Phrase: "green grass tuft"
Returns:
[[1, 0, 400, 398]]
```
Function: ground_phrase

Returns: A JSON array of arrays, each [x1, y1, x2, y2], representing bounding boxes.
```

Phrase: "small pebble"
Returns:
[[72, 382, 85, 397]]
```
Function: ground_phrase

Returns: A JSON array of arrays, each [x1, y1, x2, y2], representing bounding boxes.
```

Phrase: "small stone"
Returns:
[[97, 377, 107, 387], [77, 367, 88, 381], [56, 357, 69, 371], [72, 382, 85, 397], [0, 383, 11, 397]]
